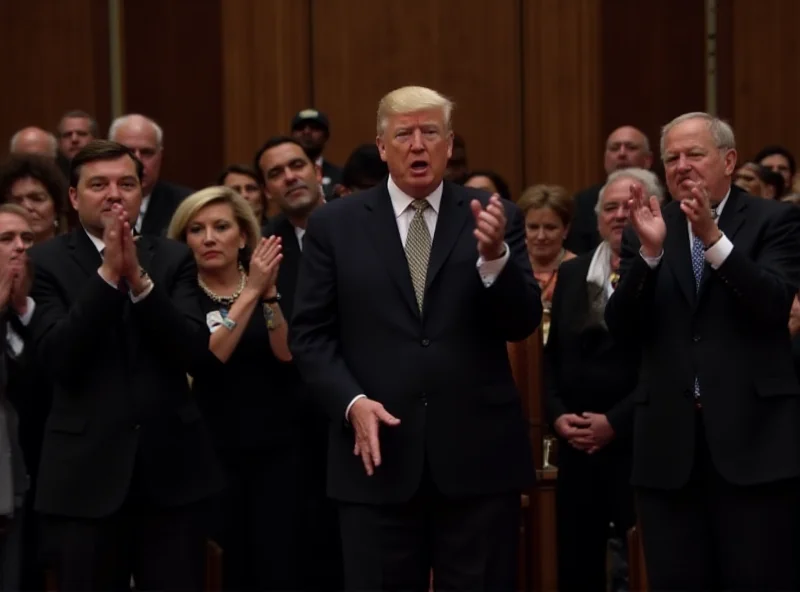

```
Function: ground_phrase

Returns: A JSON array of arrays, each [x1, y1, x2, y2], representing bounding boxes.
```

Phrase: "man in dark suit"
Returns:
[[606, 112, 800, 590], [29, 140, 224, 591], [109, 114, 192, 236], [289, 85, 541, 591]]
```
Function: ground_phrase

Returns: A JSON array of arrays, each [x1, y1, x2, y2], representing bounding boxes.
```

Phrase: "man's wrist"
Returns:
[[640, 243, 663, 259], [98, 265, 120, 286], [703, 229, 724, 249]]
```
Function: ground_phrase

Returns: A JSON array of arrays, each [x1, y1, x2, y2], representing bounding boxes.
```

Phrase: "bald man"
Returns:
[[9, 127, 57, 159], [108, 114, 192, 236], [565, 126, 654, 254]]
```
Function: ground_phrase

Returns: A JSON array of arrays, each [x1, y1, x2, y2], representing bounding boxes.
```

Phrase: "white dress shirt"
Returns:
[[640, 189, 733, 270], [345, 176, 511, 419], [85, 229, 154, 302], [6, 297, 35, 358], [295, 226, 306, 251], [135, 194, 151, 233]]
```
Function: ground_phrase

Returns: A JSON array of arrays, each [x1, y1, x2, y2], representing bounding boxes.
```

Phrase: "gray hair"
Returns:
[[659, 112, 736, 158], [9, 128, 57, 158], [596, 167, 664, 215], [376, 86, 454, 136], [108, 114, 164, 147]]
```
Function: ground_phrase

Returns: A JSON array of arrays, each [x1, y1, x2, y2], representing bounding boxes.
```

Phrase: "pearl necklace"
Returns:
[[197, 263, 247, 307]]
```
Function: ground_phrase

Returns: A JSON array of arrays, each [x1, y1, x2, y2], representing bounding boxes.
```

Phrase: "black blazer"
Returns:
[[140, 180, 193, 237], [544, 250, 639, 441], [289, 180, 542, 504], [29, 229, 224, 518], [606, 186, 800, 489], [263, 214, 304, 322], [563, 184, 603, 255]]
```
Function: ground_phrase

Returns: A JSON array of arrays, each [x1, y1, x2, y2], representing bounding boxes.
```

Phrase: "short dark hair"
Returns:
[[216, 163, 262, 187], [0, 154, 68, 220], [464, 169, 512, 202], [759, 166, 786, 198], [754, 145, 797, 177], [253, 136, 311, 184], [341, 144, 388, 191], [70, 140, 143, 188], [57, 110, 98, 137]]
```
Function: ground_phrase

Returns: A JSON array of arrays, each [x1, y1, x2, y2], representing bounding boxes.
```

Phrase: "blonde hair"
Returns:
[[517, 184, 574, 227], [0, 203, 32, 224], [376, 86, 454, 136], [167, 186, 261, 251]]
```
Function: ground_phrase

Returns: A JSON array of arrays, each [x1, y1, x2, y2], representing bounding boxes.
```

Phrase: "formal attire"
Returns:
[[563, 184, 602, 255], [289, 177, 541, 591], [605, 186, 800, 590], [317, 157, 343, 198], [263, 213, 344, 591], [29, 229, 224, 591], [137, 180, 193, 236], [544, 244, 637, 591]]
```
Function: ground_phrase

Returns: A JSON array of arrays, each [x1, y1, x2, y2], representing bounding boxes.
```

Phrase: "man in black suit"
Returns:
[[109, 114, 192, 236], [606, 112, 800, 590], [29, 140, 224, 591], [289, 85, 541, 591]]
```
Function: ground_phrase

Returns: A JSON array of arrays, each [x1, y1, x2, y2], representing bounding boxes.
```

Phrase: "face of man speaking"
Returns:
[[376, 108, 453, 199]]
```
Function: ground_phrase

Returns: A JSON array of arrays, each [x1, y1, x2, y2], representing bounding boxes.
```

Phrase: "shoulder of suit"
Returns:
[[558, 251, 591, 276], [572, 183, 603, 204], [153, 180, 194, 201], [28, 232, 71, 263]]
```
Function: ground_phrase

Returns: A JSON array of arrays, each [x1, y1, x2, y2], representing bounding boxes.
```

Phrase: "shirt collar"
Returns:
[[387, 175, 443, 218], [84, 227, 105, 253], [712, 187, 731, 219]]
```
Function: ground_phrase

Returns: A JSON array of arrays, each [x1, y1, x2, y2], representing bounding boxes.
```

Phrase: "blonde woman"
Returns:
[[168, 186, 303, 591]]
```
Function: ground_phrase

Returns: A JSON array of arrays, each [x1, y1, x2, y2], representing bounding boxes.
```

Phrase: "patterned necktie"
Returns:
[[691, 206, 719, 399], [405, 200, 432, 311]]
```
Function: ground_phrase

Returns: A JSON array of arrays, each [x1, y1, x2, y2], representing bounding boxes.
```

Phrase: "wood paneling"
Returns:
[[310, 0, 524, 198], [522, 0, 602, 193], [716, 0, 800, 165], [221, 0, 312, 168], [0, 0, 110, 158], [601, 0, 706, 165], [123, 0, 223, 190]]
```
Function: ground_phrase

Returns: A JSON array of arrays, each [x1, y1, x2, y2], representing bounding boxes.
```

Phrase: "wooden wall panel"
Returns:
[[123, 0, 223, 190], [310, 0, 524, 199], [0, 0, 110, 159], [716, 0, 800, 166], [601, 0, 706, 172], [522, 0, 602, 193], [221, 0, 312, 168]]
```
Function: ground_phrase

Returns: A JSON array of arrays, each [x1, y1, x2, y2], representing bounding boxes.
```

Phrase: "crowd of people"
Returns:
[[0, 85, 800, 592]]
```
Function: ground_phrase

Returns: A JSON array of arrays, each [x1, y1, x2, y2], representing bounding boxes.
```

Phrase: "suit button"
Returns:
[[421, 339, 430, 347], [693, 335, 701, 343]]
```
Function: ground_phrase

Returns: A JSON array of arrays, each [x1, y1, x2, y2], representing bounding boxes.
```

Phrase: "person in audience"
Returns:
[[517, 184, 576, 343], [168, 186, 299, 591], [464, 169, 512, 201], [606, 112, 800, 590], [734, 161, 784, 199], [0, 204, 35, 592], [55, 110, 96, 179], [29, 140, 224, 591], [754, 144, 795, 197], [109, 114, 192, 236], [545, 168, 661, 592], [566, 126, 653, 254], [9, 128, 57, 160], [257, 136, 343, 590], [333, 143, 389, 198], [444, 132, 468, 183], [217, 164, 267, 226], [0, 155, 67, 243], [290, 109, 341, 196], [289, 85, 541, 591]]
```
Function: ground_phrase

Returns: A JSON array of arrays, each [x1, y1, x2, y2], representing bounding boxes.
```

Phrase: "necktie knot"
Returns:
[[410, 199, 430, 213]]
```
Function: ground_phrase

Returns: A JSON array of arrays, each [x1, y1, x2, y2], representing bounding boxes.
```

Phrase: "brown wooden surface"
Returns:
[[531, 468, 558, 592], [627, 525, 649, 592]]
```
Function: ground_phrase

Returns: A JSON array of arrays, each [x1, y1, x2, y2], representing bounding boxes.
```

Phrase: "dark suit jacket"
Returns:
[[605, 186, 800, 489], [544, 250, 639, 442], [140, 180, 193, 237], [321, 160, 343, 197], [289, 180, 542, 504], [563, 184, 602, 255], [29, 230, 224, 518]]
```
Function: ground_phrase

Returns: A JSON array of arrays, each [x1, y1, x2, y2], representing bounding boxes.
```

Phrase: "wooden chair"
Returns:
[[627, 525, 648, 592]]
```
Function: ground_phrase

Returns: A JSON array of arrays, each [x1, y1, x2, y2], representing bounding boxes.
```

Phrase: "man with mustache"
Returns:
[[545, 168, 660, 591], [606, 112, 800, 590]]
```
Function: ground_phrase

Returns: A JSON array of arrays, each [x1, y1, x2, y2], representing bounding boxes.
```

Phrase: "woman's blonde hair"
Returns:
[[517, 184, 574, 227], [167, 186, 261, 251]]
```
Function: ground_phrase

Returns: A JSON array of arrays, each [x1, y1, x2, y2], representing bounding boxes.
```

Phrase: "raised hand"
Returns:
[[10, 260, 31, 316], [470, 194, 507, 261], [628, 183, 666, 257], [99, 205, 125, 284], [0, 266, 16, 312], [348, 397, 401, 476], [680, 180, 721, 247], [247, 236, 283, 297]]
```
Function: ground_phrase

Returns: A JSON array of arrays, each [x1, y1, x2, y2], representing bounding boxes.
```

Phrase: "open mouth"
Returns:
[[410, 160, 429, 174]]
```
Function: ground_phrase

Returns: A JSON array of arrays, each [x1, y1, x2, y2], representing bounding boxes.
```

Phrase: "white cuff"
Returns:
[[17, 297, 35, 326], [705, 234, 733, 269], [345, 394, 366, 420], [639, 247, 663, 269], [476, 243, 510, 287], [130, 281, 154, 303], [98, 268, 118, 289]]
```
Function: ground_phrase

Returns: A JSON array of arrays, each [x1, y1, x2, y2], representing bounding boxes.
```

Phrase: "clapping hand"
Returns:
[[679, 180, 721, 247], [470, 194, 507, 261], [628, 183, 666, 257], [247, 236, 283, 298]]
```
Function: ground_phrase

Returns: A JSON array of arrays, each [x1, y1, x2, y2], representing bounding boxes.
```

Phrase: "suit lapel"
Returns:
[[363, 186, 419, 318], [275, 219, 302, 320], [425, 183, 470, 295], [67, 229, 104, 277], [664, 205, 696, 306]]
